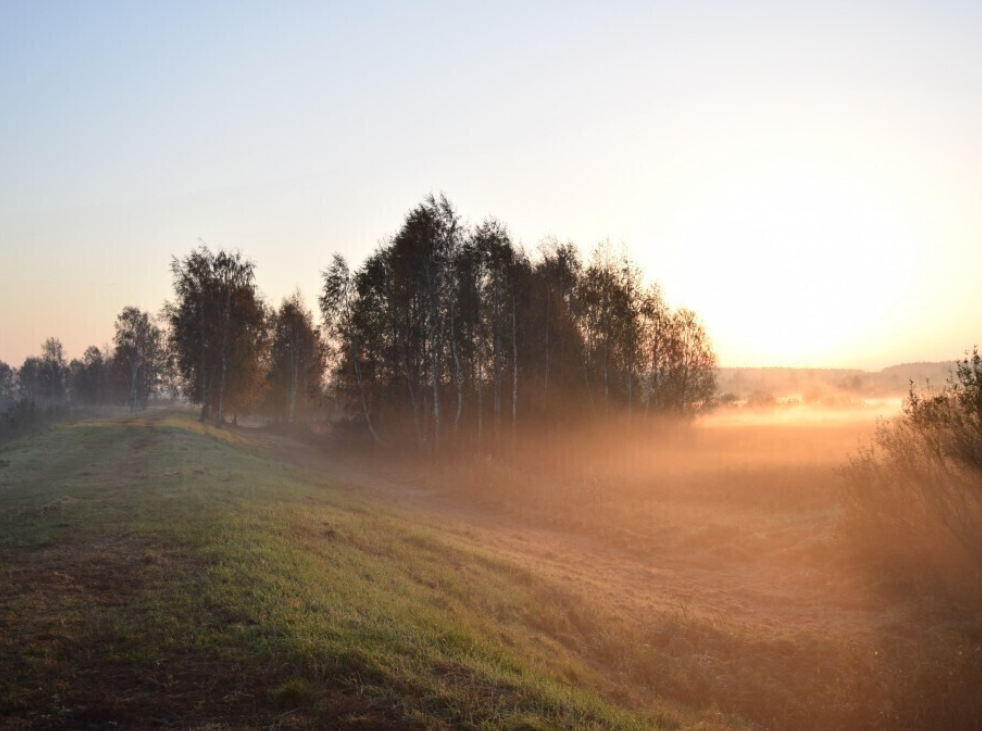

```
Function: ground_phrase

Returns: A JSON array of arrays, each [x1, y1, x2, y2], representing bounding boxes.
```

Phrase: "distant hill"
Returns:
[[718, 361, 957, 401]]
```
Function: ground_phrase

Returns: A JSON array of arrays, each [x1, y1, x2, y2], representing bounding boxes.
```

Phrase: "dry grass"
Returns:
[[316, 403, 982, 730]]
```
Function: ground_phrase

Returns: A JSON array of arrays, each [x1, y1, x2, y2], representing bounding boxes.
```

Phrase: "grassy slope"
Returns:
[[0, 410, 736, 731]]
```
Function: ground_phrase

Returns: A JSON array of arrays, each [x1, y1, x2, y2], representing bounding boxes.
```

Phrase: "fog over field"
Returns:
[[6, 386, 981, 729], [4, 2, 982, 730]]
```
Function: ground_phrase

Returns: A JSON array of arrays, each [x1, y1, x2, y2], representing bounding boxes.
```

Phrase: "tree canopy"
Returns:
[[321, 195, 718, 453], [167, 247, 267, 424]]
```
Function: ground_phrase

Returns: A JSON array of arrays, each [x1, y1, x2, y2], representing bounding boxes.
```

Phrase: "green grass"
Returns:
[[0, 410, 725, 730], [11, 410, 975, 730]]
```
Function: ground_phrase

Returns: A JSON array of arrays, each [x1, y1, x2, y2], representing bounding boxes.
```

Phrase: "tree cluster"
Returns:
[[0, 326, 166, 416], [0, 319, 166, 442], [321, 195, 717, 453], [3, 195, 717, 446], [166, 247, 325, 425]]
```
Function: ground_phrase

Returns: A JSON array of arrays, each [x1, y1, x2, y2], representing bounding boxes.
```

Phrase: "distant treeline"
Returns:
[[718, 362, 957, 404], [1, 195, 717, 452], [0, 314, 167, 441]]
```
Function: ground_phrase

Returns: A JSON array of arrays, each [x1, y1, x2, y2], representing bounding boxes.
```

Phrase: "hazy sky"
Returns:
[[2, 1, 981, 369]]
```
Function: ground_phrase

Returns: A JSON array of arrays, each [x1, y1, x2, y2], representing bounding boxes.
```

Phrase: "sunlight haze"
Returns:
[[6, 5, 982, 728], [2, 1, 980, 368]]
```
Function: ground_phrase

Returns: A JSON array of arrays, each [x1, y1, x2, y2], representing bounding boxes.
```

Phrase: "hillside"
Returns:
[[2, 410, 978, 730], [0, 411, 729, 730]]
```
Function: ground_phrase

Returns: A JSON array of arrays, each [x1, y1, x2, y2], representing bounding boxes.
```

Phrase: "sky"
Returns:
[[1, 0, 981, 369]]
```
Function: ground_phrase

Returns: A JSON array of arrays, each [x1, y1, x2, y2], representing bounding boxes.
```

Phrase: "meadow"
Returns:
[[2, 405, 979, 730]]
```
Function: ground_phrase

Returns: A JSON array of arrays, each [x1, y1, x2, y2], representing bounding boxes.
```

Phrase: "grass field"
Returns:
[[2, 408, 980, 730], [0, 411, 731, 730]]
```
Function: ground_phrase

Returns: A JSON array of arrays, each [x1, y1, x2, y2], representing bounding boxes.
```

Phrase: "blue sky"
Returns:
[[2, 1, 981, 368]]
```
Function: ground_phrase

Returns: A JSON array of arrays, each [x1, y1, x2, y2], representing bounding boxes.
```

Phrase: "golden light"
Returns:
[[661, 158, 919, 366]]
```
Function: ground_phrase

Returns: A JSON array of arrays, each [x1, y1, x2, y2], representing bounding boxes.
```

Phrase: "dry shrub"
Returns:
[[832, 352, 982, 729], [840, 349, 982, 602]]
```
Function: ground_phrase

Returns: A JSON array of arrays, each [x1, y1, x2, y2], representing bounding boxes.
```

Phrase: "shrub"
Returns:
[[0, 398, 76, 445], [0, 399, 41, 444], [840, 348, 982, 597]]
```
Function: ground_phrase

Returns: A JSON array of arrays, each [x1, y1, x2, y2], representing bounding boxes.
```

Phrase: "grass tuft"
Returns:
[[270, 678, 317, 708]]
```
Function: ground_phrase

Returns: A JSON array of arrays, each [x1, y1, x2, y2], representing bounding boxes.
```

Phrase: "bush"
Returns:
[[0, 398, 71, 445], [840, 348, 982, 597]]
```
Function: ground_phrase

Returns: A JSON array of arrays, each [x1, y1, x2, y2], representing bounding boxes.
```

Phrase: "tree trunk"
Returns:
[[430, 348, 441, 453], [426, 266, 441, 454], [626, 368, 633, 415], [199, 371, 210, 421], [476, 346, 484, 448], [288, 327, 298, 424], [216, 345, 228, 425], [300, 354, 309, 424], [602, 333, 609, 412], [351, 338, 381, 444], [199, 294, 210, 422], [404, 358, 423, 451], [511, 302, 518, 429], [543, 292, 550, 398], [648, 333, 660, 414], [572, 299, 594, 413], [451, 315, 463, 432], [215, 287, 232, 426], [129, 362, 140, 414], [493, 300, 502, 438]]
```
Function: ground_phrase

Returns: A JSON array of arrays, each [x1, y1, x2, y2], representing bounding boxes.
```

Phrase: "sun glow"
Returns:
[[661, 159, 918, 366]]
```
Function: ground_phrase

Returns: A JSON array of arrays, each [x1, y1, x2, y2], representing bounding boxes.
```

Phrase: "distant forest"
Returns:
[[1, 195, 718, 452]]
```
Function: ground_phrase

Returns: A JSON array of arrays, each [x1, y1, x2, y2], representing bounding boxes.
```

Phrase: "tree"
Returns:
[[69, 346, 111, 406], [267, 292, 325, 423], [156, 347, 185, 403], [167, 246, 266, 425], [576, 243, 646, 414], [113, 307, 163, 412], [168, 247, 217, 420], [471, 218, 521, 442], [385, 194, 461, 452], [645, 307, 718, 415], [219, 294, 269, 424], [321, 254, 381, 443], [0, 361, 15, 410], [322, 195, 473, 452], [18, 338, 68, 405], [531, 240, 583, 417], [212, 250, 263, 424]]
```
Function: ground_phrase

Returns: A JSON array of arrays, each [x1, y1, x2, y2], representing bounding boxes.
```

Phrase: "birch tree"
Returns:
[[168, 246, 265, 424], [268, 293, 325, 423], [113, 306, 163, 412], [321, 254, 381, 444]]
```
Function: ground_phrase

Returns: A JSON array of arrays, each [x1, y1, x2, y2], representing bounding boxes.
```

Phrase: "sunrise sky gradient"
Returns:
[[2, 1, 981, 369]]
